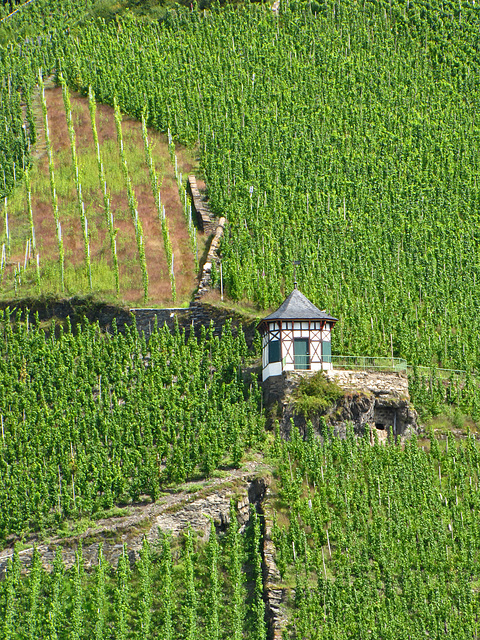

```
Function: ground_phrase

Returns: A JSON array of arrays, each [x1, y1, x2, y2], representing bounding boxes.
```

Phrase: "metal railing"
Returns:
[[407, 365, 469, 381], [282, 355, 311, 370], [281, 354, 407, 372], [278, 353, 476, 380], [331, 355, 408, 372]]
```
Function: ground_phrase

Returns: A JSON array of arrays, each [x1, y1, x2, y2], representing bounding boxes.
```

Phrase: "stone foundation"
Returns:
[[324, 369, 409, 398], [264, 369, 418, 440]]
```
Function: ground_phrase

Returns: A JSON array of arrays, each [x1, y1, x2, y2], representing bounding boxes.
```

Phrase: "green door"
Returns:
[[294, 338, 309, 370]]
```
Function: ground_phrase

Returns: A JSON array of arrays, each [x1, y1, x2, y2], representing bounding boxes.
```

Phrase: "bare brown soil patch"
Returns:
[[2, 82, 200, 306]]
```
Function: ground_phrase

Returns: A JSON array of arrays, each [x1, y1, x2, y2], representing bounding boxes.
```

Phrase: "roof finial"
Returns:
[[293, 260, 301, 289]]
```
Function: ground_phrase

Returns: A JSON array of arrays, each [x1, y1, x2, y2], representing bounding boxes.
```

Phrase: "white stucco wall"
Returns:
[[262, 361, 283, 382]]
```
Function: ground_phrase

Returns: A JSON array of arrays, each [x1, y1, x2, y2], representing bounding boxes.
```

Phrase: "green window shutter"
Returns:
[[268, 340, 281, 363], [323, 340, 331, 363]]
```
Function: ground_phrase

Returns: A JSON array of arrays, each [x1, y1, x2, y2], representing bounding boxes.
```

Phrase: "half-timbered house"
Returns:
[[258, 286, 338, 383]]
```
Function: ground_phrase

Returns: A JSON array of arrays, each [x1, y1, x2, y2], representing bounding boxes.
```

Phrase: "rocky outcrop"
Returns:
[[327, 388, 417, 440], [263, 484, 289, 640], [324, 370, 417, 439], [0, 464, 266, 577], [153, 483, 252, 540], [265, 369, 418, 440]]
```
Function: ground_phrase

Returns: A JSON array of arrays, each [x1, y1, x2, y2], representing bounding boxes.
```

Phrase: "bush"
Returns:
[[293, 371, 343, 418]]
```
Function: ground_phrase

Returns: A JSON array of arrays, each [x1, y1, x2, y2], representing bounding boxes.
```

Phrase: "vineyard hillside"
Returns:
[[3, 0, 480, 638], [3, 0, 480, 368]]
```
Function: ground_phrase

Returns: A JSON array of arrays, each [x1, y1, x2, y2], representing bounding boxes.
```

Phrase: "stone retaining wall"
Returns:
[[187, 174, 226, 300], [131, 301, 258, 347], [324, 369, 410, 398], [263, 369, 418, 439], [0, 297, 259, 353], [195, 217, 226, 300], [188, 175, 216, 234]]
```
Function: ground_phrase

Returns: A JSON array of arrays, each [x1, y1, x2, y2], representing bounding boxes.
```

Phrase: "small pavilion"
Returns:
[[258, 285, 338, 383]]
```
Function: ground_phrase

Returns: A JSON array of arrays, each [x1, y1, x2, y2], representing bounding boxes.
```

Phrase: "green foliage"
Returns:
[[273, 426, 480, 638], [249, 508, 266, 640], [0, 311, 263, 540], [39, 71, 65, 293], [181, 527, 197, 640], [409, 365, 480, 422], [206, 520, 220, 640], [115, 545, 131, 640], [0, 506, 264, 638], [40, 0, 480, 372], [94, 545, 107, 640], [3, 0, 480, 369], [141, 110, 176, 301], [88, 85, 120, 295], [61, 76, 92, 291], [293, 371, 343, 418], [227, 500, 244, 640], [114, 97, 149, 301]]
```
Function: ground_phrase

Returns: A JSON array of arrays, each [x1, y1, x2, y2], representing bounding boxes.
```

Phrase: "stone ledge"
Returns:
[[324, 369, 409, 399]]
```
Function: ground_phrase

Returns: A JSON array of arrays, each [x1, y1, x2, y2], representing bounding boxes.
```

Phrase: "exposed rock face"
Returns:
[[262, 484, 289, 640], [264, 369, 418, 440], [324, 370, 418, 439], [0, 467, 266, 578], [154, 476, 267, 540]]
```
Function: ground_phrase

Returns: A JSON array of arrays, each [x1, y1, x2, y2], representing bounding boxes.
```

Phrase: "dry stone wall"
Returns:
[[131, 301, 258, 346], [188, 175, 216, 234], [187, 174, 227, 300], [195, 216, 226, 300], [324, 369, 410, 398]]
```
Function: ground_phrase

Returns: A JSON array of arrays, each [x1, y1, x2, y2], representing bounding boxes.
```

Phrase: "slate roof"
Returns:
[[261, 287, 338, 323]]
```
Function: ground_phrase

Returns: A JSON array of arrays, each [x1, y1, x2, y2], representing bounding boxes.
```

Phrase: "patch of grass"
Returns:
[[184, 482, 205, 494], [423, 407, 479, 437], [211, 468, 230, 479], [204, 294, 264, 322], [293, 371, 344, 418], [7, 541, 34, 553], [92, 505, 131, 520], [54, 516, 97, 540]]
